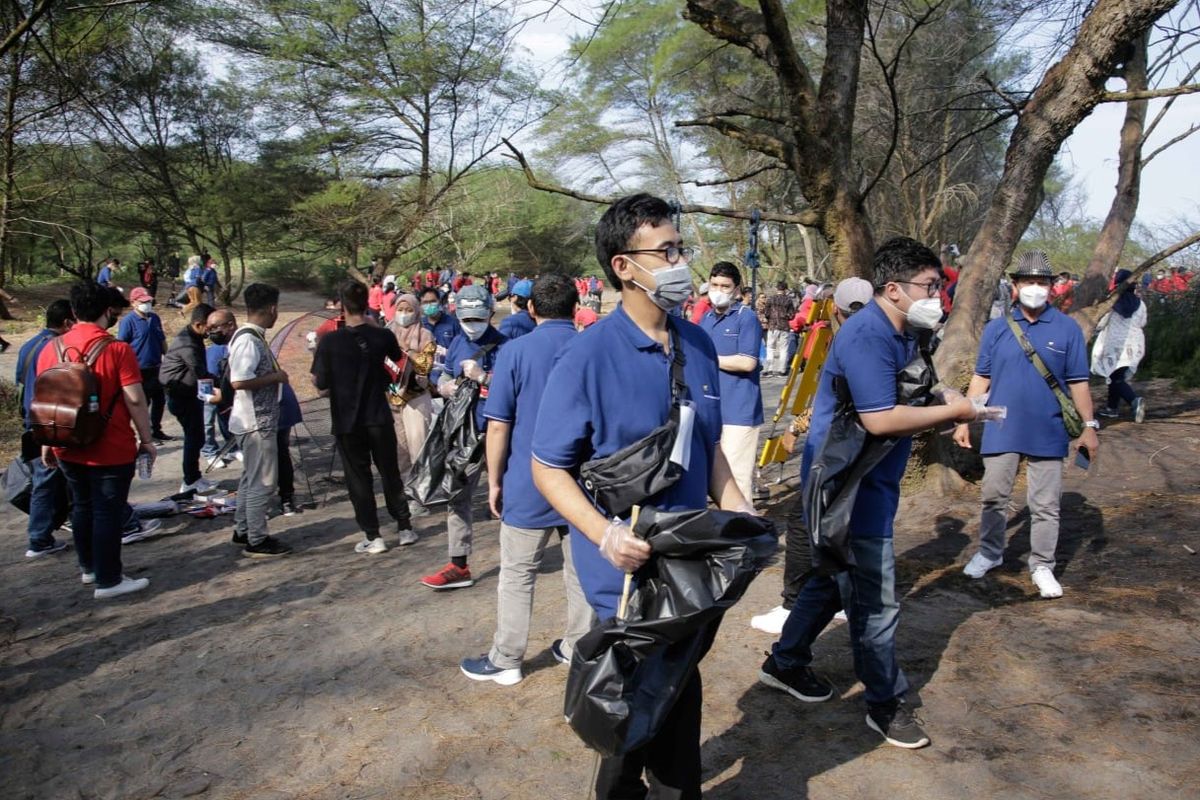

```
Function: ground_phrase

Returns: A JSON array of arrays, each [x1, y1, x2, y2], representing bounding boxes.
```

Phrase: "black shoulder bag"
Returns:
[[579, 327, 686, 518]]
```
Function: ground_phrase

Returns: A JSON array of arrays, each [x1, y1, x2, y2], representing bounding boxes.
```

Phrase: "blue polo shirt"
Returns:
[[205, 343, 229, 376], [800, 300, 916, 539], [96, 265, 114, 286], [16, 329, 56, 425], [975, 305, 1088, 458], [445, 324, 508, 430], [202, 267, 218, 289], [116, 311, 165, 369], [532, 305, 723, 620], [423, 311, 462, 385], [484, 319, 577, 528], [498, 309, 535, 340], [699, 301, 764, 427]]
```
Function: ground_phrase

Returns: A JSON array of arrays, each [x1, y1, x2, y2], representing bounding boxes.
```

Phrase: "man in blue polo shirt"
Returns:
[[497, 278, 536, 340], [460, 274, 593, 685], [954, 251, 1098, 599], [700, 260, 764, 507], [760, 237, 978, 751], [531, 194, 751, 799], [96, 258, 118, 288], [117, 287, 170, 441], [419, 286, 462, 387], [420, 284, 508, 590]]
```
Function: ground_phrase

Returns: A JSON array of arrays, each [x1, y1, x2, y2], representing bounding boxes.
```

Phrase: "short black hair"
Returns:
[[69, 281, 112, 323], [243, 283, 280, 313], [872, 236, 940, 291], [512, 295, 528, 311], [190, 303, 215, 326], [105, 286, 130, 309], [419, 287, 442, 303], [46, 299, 74, 328], [709, 261, 742, 288], [339, 280, 368, 315], [530, 274, 577, 320], [594, 193, 674, 289]]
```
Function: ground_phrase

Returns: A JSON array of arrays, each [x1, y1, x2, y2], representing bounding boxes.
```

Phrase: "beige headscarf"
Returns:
[[389, 293, 432, 351]]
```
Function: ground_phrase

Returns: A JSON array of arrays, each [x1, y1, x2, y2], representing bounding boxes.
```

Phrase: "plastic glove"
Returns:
[[461, 359, 486, 383], [437, 378, 457, 399], [971, 393, 1007, 422], [600, 519, 651, 572]]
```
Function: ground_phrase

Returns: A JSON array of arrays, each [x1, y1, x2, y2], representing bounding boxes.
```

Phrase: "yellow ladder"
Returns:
[[758, 298, 835, 467]]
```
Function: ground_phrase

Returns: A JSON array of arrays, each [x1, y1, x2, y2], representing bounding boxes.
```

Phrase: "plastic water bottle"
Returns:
[[136, 452, 153, 480], [87, 393, 99, 413]]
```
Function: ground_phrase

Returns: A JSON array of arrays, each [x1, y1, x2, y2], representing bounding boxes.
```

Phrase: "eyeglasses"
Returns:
[[895, 280, 943, 297], [618, 245, 694, 265]]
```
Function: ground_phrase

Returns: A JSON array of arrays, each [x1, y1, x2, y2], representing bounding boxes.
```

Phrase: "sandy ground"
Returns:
[[1, 288, 1198, 799]]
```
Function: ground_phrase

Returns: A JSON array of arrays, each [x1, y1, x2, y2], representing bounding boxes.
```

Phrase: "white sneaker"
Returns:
[[180, 477, 218, 494], [355, 537, 388, 554], [81, 572, 96, 585], [963, 552, 1003, 579], [121, 518, 163, 545], [204, 455, 227, 470], [833, 610, 848, 623], [94, 575, 150, 600], [751, 605, 791, 635], [1031, 566, 1063, 599], [397, 528, 419, 546], [1133, 397, 1146, 424]]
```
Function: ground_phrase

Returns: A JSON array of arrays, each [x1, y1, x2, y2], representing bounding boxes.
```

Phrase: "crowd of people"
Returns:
[[12, 193, 1192, 799]]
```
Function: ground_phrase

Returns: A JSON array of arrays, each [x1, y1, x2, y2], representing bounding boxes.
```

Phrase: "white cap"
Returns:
[[833, 277, 873, 313]]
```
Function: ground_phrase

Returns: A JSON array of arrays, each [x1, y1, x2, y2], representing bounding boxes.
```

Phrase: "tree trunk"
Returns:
[[934, 0, 1176, 391], [0, 45, 20, 291], [1074, 32, 1149, 309]]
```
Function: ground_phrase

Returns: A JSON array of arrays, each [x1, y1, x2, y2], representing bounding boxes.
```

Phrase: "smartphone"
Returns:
[[1074, 445, 1091, 471]]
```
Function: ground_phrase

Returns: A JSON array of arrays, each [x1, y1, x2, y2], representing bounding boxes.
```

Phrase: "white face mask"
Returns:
[[628, 258, 692, 311], [396, 312, 416, 327], [708, 289, 733, 308], [905, 297, 944, 330], [461, 320, 488, 340], [1018, 285, 1049, 310], [136, 302, 153, 315]]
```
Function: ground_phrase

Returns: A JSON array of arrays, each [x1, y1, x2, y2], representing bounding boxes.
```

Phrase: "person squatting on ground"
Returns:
[[460, 274, 596, 686], [532, 193, 753, 799], [955, 251, 1100, 599], [749, 276, 873, 635], [227, 283, 292, 558], [1092, 268, 1147, 423], [159, 302, 217, 494], [36, 281, 159, 598], [759, 238, 980, 751], [420, 284, 508, 589], [311, 280, 415, 553], [386, 292, 436, 477], [117, 287, 171, 442], [699, 261, 764, 509]]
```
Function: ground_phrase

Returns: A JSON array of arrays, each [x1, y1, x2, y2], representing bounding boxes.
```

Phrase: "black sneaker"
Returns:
[[152, 430, 175, 442], [231, 531, 248, 545], [758, 654, 834, 702], [866, 700, 930, 749], [281, 498, 301, 516], [243, 536, 291, 558]]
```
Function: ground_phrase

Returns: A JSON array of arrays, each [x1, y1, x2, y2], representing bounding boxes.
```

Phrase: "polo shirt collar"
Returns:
[[612, 303, 671, 352], [712, 300, 742, 319], [1010, 304, 1057, 325], [537, 319, 575, 332], [864, 298, 911, 341]]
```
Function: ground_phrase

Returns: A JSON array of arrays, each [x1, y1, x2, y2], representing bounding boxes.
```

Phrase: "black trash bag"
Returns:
[[4, 456, 70, 528], [802, 344, 936, 574], [405, 379, 484, 506], [564, 507, 777, 757]]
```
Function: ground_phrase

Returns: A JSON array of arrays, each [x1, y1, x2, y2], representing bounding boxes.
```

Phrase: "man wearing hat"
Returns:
[[954, 251, 1099, 599], [498, 278, 536, 340], [421, 284, 509, 589], [117, 286, 170, 442]]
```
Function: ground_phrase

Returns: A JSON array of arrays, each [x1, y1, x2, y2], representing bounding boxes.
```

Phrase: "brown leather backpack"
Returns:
[[29, 337, 120, 447]]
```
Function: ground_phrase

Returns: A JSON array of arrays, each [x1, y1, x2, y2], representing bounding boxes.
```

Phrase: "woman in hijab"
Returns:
[[1092, 268, 1148, 422], [388, 293, 437, 474]]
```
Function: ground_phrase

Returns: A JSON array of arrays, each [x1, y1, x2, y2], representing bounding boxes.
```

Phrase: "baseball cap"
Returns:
[[575, 307, 599, 328], [455, 284, 493, 321], [833, 277, 873, 314], [129, 287, 152, 304], [512, 279, 533, 298]]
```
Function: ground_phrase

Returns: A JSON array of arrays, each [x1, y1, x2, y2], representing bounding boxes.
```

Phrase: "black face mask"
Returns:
[[208, 331, 230, 345]]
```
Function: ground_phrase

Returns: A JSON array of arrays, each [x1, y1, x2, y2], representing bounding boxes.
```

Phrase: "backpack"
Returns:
[[28, 337, 120, 447]]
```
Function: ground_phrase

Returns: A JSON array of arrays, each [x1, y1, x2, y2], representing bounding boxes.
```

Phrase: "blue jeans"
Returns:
[[772, 536, 908, 706], [58, 461, 135, 589], [201, 402, 234, 457], [26, 457, 67, 551]]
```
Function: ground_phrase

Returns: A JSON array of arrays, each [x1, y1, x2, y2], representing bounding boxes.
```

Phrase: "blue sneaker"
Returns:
[[551, 639, 571, 665], [460, 654, 522, 686]]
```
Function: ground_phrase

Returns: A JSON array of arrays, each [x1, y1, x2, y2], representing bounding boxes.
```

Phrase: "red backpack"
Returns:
[[28, 337, 120, 447]]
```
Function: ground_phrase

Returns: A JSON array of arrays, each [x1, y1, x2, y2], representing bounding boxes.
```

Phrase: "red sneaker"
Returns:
[[420, 562, 475, 590]]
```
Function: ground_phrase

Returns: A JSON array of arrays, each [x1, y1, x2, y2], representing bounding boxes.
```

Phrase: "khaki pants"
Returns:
[[392, 392, 433, 476], [978, 453, 1064, 572], [721, 424, 761, 507]]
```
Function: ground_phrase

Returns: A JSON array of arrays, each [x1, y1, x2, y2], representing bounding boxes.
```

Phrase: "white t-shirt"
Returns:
[[228, 324, 281, 434]]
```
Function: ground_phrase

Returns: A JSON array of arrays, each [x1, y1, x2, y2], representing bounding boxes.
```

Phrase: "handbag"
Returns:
[[579, 327, 686, 519], [1005, 315, 1085, 439]]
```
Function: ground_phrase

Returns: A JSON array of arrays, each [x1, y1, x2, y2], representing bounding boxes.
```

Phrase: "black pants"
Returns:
[[1107, 367, 1138, 409], [277, 427, 294, 500], [781, 495, 812, 609], [142, 368, 166, 434], [168, 392, 205, 485], [336, 424, 411, 537]]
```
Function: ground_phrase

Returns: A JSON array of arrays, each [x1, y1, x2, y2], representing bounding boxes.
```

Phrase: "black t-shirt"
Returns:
[[311, 322, 402, 435]]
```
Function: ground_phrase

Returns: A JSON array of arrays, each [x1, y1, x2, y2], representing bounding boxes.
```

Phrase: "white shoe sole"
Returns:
[[422, 578, 475, 590], [397, 531, 419, 546], [866, 714, 930, 749], [460, 665, 522, 686], [355, 542, 388, 554], [963, 558, 1002, 579], [758, 670, 833, 703]]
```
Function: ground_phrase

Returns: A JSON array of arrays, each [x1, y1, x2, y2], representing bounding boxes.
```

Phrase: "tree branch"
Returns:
[[501, 139, 820, 227], [1099, 82, 1200, 102], [686, 164, 783, 187], [675, 115, 793, 163], [1141, 122, 1200, 166]]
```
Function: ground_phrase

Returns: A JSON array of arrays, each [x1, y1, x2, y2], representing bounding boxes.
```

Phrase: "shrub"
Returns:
[[1141, 284, 1200, 388]]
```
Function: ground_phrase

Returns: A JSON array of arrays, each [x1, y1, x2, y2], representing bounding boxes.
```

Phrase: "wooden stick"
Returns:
[[616, 506, 641, 620]]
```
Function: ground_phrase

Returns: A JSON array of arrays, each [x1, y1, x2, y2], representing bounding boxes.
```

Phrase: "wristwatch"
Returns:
[[1083, 420, 1100, 430]]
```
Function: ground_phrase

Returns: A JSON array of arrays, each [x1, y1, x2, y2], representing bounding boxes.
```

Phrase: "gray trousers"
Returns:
[[488, 523, 596, 669], [979, 452, 1063, 572], [447, 467, 482, 558], [234, 429, 278, 546], [765, 329, 789, 374]]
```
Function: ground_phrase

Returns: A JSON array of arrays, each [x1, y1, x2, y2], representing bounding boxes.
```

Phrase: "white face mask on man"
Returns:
[[461, 320, 488, 340], [1018, 285, 1049, 310], [708, 289, 733, 308], [136, 302, 153, 315]]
